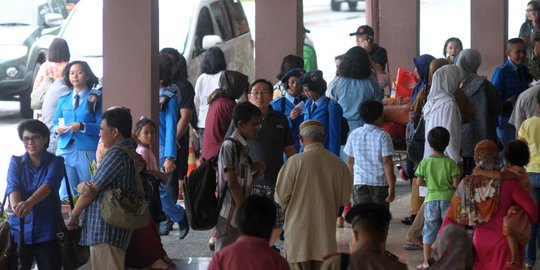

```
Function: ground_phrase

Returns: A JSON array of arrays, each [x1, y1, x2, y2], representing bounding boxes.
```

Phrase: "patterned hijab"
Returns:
[[446, 140, 501, 226], [207, 70, 249, 104]]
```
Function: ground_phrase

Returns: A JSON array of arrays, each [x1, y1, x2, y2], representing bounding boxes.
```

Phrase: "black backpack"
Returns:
[[183, 138, 241, 230]]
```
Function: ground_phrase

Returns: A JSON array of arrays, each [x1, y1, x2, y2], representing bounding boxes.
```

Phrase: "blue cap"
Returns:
[[299, 70, 326, 94]]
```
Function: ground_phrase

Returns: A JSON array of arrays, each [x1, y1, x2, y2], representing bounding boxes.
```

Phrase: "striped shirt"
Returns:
[[218, 131, 253, 228], [344, 124, 395, 186], [80, 139, 141, 251]]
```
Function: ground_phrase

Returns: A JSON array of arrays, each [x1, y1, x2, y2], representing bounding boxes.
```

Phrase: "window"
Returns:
[[210, 2, 233, 41], [194, 7, 215, 55], [224, 0, 249, 37]]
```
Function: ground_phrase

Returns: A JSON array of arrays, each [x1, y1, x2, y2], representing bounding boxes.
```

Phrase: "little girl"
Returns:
[[443, 37, 463, 64], [125, 117, 175, 270], [473, 140, 532, 269]]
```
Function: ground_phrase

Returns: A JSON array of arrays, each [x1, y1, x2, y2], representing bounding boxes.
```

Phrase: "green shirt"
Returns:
[[303, 43, 318, 72], [415, 156, 460, 202]]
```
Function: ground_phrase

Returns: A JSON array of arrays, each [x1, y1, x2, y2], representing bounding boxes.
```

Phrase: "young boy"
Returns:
[[415, 127, 461, 270], [344, 100, 395, 207], [215, 101, 264, 251]]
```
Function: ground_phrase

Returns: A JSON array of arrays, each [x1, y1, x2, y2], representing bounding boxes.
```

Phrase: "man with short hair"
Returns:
[[492, 38, 531, 145], [349, 25, 388, 71], [66, 108, 142, 270], [275, 120, 352, 270], [208, 195, 290, 270], [321, 203, 407, 270]]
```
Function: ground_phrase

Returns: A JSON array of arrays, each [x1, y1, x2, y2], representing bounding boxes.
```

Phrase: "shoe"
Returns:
[[178, 217, 189, 239], [271, 245, 280, 253], [166, 219, 174, 231], [336, 216, 344, 228], [401, 215, 415, 225], [417, 262, 429, 270], [404, 242, 423, 250], [159, 226, 170, 236]]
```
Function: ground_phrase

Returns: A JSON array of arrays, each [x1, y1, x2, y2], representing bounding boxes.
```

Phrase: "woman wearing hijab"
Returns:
[[422, 65, 462, 164], [457, 49, 502, 175], [410, 54, 436, 105], [430, 224, 473, 270], [441, 140, 537, 270], [201, 70, 249, 160]]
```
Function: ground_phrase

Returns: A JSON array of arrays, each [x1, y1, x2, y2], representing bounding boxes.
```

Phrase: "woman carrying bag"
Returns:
[[6, 120, 65, 270]]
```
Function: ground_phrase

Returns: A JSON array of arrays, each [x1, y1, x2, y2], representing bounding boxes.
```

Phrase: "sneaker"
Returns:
[[159, 226, 170, 236], [178, 217, 189, 239]]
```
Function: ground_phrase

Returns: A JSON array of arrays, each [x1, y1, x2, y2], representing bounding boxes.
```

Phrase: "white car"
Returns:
[[56, 0, 254, 86]]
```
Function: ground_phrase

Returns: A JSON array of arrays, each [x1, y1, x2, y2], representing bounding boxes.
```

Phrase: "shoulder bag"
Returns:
[[407, 116, 425, 165], [53, 164, 90, 270], [0, 189, 12, 269], [100, 144, 149, 229]]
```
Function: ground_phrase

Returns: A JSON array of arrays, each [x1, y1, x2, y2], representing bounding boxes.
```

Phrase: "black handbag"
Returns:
[[0, 192, 12, 269], [407, 116, 425, 165], [53, 166, 90, 270]]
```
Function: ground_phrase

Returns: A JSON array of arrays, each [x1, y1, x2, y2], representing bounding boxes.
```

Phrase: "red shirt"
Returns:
[[202, 97, 236, 160], [208, 236, 290, 270]]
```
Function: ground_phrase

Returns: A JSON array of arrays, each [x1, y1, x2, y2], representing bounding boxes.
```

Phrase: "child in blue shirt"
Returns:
[[415, 127, 461, 270]]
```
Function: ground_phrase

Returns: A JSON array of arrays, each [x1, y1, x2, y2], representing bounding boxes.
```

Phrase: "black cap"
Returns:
[[304, 27, 311, 33], [349, 25, 375, 37], [281, 68, 305, 84], [345, 203, 392, 228]]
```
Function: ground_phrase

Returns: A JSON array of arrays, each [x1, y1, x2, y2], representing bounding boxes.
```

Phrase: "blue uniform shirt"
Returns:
[[159, 87, 180, 160], [6, 152, 64, 244], [492, 59, 530, 117], [304, 95, 343, 156]]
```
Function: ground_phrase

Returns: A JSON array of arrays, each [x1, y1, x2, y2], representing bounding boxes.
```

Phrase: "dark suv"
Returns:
[[0, 0, 67, 118]]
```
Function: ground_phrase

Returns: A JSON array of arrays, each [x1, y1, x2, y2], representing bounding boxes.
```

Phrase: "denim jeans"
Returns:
[[525, 173, 540, 266]]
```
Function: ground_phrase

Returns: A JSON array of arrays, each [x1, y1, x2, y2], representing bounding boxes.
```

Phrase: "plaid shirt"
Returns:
[[217, 131, 252, 228], [80, 139, 141, 251], [344, 124, 395, 186]]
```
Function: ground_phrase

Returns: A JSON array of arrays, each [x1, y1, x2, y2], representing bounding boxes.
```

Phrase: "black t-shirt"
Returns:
[[174, 79, 195, 145], [225, 108, 294, 187], [370, 44, 388, 71]]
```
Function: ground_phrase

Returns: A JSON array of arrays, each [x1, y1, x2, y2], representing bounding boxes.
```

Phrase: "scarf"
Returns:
[[422, 64, 461, 121], [411, 54, 435, 103], [207, 70, 249, 104], [446, 140, 501, 225]]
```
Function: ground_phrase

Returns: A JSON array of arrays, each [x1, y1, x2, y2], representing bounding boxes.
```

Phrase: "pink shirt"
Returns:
[[208, 236, 290, 270], [136, 144, 158, 171]]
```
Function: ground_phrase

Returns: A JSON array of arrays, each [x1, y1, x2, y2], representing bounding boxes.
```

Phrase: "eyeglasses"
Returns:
[[22, 135, 42, 144], [250, 91, 270, 96]]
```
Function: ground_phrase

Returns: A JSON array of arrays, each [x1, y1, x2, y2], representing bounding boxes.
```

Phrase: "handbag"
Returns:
[[0, 192, 12, 269], [31, 62, 54, 110], [53, 165, 90, 270], [99, 145, 149, 229], [407, 116, 425, 164]]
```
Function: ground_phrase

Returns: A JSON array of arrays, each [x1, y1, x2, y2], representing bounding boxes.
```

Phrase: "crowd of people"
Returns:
[[3, 2, 540, 269]]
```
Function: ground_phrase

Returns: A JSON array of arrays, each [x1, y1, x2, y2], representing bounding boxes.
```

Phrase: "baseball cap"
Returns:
[[349, 25, 375, 37]]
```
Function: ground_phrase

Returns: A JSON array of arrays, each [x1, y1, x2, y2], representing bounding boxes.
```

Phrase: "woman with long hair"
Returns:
[[520, 1, 540, 58]]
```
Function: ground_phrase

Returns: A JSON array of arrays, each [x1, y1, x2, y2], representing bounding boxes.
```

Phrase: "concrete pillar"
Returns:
[[471, 0, 507, 78], [374, 0, 419, 76], [103, 0, 160, 132], [255, 0, 303, 81], [365, 0, 380, 44]]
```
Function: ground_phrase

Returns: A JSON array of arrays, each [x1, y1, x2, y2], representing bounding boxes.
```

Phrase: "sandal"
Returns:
[[417, 262, 429, 270]]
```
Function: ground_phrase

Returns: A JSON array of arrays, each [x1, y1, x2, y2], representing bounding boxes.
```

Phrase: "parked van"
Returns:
[[56, 0, 254, 86]]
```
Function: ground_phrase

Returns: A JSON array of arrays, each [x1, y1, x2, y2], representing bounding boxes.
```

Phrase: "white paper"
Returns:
[[419, 186, 427, 197], [58, 118, 65, 127], [295, 100, 305, 112]]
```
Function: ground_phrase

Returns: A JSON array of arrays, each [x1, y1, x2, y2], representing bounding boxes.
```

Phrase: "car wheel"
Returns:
[[348, 1, 358, 10], [331, 0, 341, 11]]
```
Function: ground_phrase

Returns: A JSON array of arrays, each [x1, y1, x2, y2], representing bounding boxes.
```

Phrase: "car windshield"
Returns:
[[61, 0, 193, 58], [0, 0, 38, 25]]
